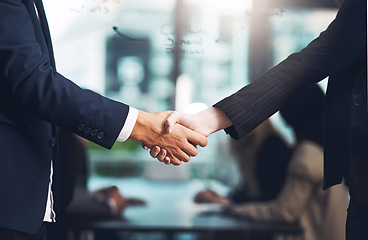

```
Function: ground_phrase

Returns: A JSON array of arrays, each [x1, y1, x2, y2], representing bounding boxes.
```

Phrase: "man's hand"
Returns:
[[91, 186, 145, 215], [130, 110, 207, 165], [194, 189, 230, 205], [146, 107, 233, 161]]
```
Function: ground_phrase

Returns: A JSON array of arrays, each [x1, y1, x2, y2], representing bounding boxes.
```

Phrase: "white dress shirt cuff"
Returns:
[[116, 107, 138, 142]]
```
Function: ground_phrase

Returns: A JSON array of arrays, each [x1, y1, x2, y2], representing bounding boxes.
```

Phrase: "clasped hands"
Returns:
[[130, 107, 232, 165]]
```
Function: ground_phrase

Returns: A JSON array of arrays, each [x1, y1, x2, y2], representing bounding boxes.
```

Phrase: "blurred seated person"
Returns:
[[225, 84, 349, 240], [47, 128, 145, 239], [57, 128, 145, 221], [194, 118, 292, 205]]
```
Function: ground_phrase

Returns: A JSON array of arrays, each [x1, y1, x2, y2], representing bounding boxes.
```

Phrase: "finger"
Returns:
[[142, 143, 149, 150], [169, 155, 182, 165], [186, 129, 208, 147], [181, 141, 199, 157], [150, 146, 161, 159], [174, 149, 191, 163], [164, 111, 181, 133], [157, 149, 167, 162], [163, 157, 171, 165], [169, 124, 199, 157], [164, 151, 179, 165]]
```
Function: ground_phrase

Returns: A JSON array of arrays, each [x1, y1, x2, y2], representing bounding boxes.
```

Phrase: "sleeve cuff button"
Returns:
[[97, 132, 105, 139], [83, 127, 91, 134], [77, 124, 85, 131], [91, 129, 98, 136]]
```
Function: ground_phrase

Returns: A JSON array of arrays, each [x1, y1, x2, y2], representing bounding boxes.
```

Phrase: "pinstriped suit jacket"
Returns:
[[215, 0, 367, 193], [0, 0, 129, 234]]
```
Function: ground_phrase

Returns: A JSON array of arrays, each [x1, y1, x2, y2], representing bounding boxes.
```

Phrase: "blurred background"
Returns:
[[44, 0, 339, 218]]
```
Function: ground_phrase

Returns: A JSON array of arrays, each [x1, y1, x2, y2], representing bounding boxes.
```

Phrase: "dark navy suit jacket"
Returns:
[[0, 0, 129, 234], [215, 0, 366, 197]]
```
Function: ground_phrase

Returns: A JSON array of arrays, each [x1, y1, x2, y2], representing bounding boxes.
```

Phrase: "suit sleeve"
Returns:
[[0, 0, 128, 149], [213, 0, 361, 140]]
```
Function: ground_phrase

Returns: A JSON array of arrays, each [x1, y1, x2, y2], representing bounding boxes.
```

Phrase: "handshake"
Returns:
[[129, 107, 233, 165]]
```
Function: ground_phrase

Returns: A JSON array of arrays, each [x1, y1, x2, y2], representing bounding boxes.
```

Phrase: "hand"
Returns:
[[125, 198, 146, 206], [146, 107, 232, 161], [165, 107, 233, 136], [109, 188, 128, 214], [194, 189, 230, 205], [130, 110, 207, 165], [91, 186, 128, 214]]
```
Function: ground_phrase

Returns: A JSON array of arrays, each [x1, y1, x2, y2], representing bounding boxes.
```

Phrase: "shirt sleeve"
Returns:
[[116, 107, 138, 142]]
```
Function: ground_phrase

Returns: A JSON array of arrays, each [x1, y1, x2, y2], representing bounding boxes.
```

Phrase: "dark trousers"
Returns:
[[0, 223, 46, 240], [346, 198, 368, 240]]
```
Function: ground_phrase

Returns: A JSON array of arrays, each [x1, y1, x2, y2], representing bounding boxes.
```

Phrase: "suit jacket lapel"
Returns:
[[34, 0, 56, 69], [22, 0, 56, 69]]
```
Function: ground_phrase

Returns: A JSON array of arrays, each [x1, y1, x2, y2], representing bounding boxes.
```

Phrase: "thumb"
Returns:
[[164, 111, 182, 133]]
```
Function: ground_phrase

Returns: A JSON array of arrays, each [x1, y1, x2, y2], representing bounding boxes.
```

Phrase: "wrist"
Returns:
[[196, 107, 232, 135], [129, 110, 167, 146], [129, 110, 150, 142]]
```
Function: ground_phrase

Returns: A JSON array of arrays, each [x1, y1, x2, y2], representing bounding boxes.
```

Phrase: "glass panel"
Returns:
[[44, 0, 338, 186]]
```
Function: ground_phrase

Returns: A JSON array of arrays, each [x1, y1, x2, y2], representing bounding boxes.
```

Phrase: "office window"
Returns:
[[45, 0, 338, 186]]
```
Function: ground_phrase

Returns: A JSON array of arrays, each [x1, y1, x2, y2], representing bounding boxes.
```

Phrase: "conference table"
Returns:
[[67, 175, 302, 240]]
